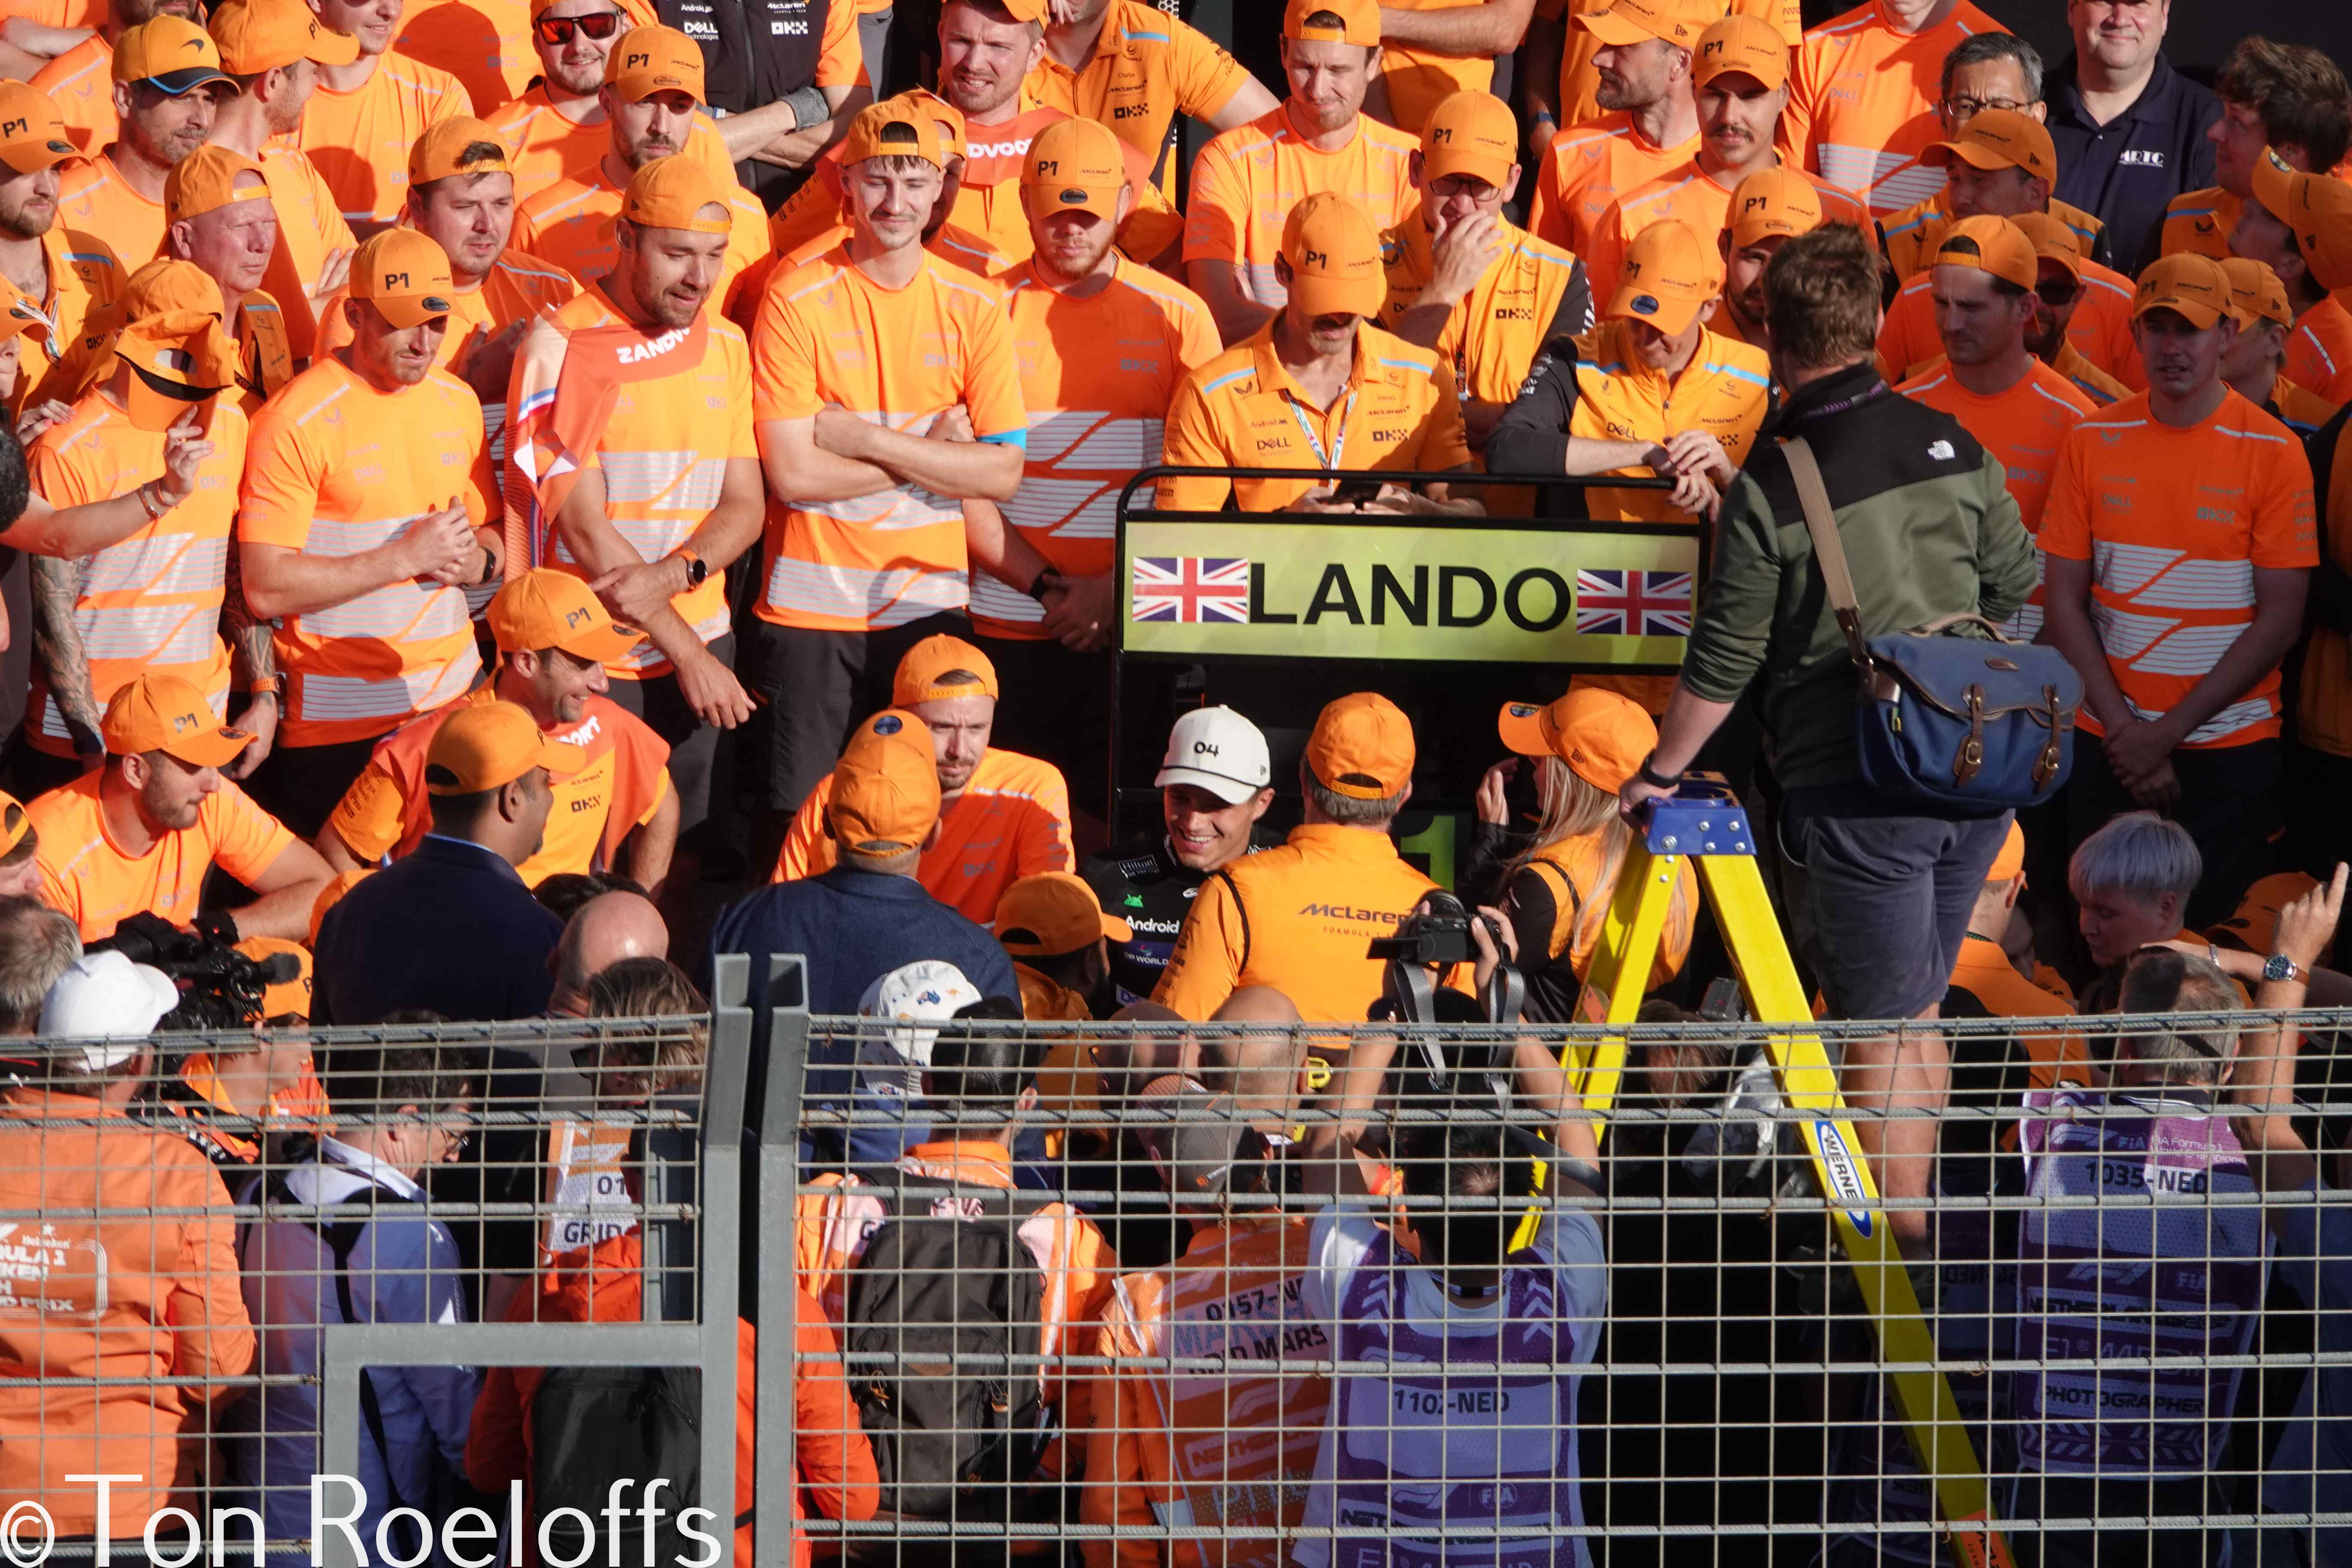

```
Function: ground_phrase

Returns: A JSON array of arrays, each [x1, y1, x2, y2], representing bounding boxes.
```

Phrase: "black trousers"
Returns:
[[747, 610, 969, 813], [2065, 734, 2281, 929]]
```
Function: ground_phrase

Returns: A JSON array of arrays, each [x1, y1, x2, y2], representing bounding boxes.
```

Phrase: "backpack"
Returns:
[[841, 1182, 1052, 1520], [530, 1364, 730, 1566]]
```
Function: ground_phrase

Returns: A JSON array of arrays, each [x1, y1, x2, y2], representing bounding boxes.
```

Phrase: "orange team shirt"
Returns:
[[2297, 413, 2352, 758], [1560, 318, 1774, 523], [513, 160, 769, 320], [974, 256, 1221, 639], [1375, 217, 1590, 408], [2287, 295, 2352, 407], [236, 356, 494, 747], [1527, 112, 1700, 261], [1895, 357, 2095, 638], [315, 248, 578, 468], [19, 222, 125, 411], [250, 143, 361, 361], [29, 772, 295, 940], [484, 89, 738, 202], [391, 0, 535, 113], [1081, 1218, 1332, 1568], [28, 35, 110, 153], [1880, 192, 2106, 281], [1877, 253, 2140, 386], [55, 153, 166, 270], [2039, 389, 2318, 747], [1586, 157, 1866, 303], [749, 247, 1029, 632], [1378, 0, 1494, 135], [299, 52, 473, 227], [519, 282, 753, 677], [771, 746, 1073, 925], [1159, 320, 1472, 512], [1183, 103, 1419, 314], [326, 686, 671, 884], [1782, 0, 2006, 215], [1535, 0, 1800, 134], [1023, 0, 1257, 181], [23, 389, 247, 758]]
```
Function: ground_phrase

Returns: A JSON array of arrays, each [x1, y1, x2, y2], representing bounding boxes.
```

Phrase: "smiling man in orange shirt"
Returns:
[[1525, 0, 1704, 261], [54, 15, 230, 270], [297, 0, 472, 232], [484, 0, 737, 201]]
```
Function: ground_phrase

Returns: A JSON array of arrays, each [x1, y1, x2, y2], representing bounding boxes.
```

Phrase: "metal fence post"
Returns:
[[755, 955, 810, 1566]]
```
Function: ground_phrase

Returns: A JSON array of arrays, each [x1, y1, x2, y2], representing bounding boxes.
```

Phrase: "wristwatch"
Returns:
[[1024, 569, 1053, 603], [1636, 751, 1679, 791], [2262, 953, 2307, 984], [673, 547, 708, 589]]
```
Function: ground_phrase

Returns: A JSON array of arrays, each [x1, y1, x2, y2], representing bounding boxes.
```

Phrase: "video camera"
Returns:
[[92, 912, 302, 1033], [1367, 892, 1527, 1100]]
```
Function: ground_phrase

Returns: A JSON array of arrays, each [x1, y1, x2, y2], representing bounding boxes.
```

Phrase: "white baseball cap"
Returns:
[[857, 959, 984, 1066], [1154, 706, 1271, 805], [38, 951, 178, 1069]]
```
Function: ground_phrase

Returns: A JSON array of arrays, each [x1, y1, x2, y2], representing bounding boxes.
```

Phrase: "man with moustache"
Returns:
[[0, 83, 124, 413], [54, 15, 229, 268], [1525, 0, 1704, 263]]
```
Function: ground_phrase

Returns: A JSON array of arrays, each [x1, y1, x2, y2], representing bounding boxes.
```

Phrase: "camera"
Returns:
[[92, 912, 303, 1033], [1367, 891, 1499, 966]]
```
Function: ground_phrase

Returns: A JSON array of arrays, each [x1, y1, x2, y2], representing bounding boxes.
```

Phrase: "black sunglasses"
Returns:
[[2034, 279, 2081, 307], [533, 11, 622, 44]]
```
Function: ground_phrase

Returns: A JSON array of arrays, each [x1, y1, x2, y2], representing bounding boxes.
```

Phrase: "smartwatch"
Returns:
[[1024, 569, 1052, 603], [2262, 953, 2307, 984], [674, 547, 708, 589], [1636, 752, 1679, 791]]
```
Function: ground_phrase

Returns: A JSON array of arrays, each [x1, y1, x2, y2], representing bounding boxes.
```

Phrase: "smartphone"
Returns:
[[1330, 477, 1384, 506]]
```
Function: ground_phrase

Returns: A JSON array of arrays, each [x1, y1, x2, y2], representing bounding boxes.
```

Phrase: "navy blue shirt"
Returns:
[[2046, 52, 2219, 275], [312, 835, 563, 1026]]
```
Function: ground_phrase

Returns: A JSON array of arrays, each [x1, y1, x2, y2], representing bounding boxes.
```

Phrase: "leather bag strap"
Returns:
[[1781, 436, 1874, 671]]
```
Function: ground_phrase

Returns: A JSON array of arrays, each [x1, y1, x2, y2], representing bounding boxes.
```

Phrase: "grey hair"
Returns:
[[0, 898, 80, 1036], [1942, 31, 2044, 103], [2116, 949, 2242, 1086], [1305, 770, 1405, 826], [2067, 811, 2201, 907]]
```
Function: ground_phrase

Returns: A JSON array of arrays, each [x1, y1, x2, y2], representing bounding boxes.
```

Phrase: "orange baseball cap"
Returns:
[[1931, 214, 2037, 292], [487, 568, 644, 663], [0, 791, 29, 861], [1021, 115, 1126, 224], [1924, 108, 2057, 186], [234, 936, 314, 1019], [1281, 191, 1385, 318], [1306, 691, 1414, 800], [209, 0, 359, 74], [1421, 90, 1516, 187], [164, 143, 270, 223], [2012, 209, 2082, 276], [111, 259, 236, 430], [0, 276, 47, 347], [1609, 218, 1720, 334], [1692, 12, 1789, 89], [351, 228, 455, 328], [0, 83, 77, 175], [603, 23, 703, 102], [1283, 0, 1379, 46], [899, 88, 967, 161], [2207, 870, 2320, 955], [2133, 251, 2230, 329], [989, 0, 1050, 21], [103, 673, 253, 767], [114, 15, 232, 92], [840, 98, 944, 167], [1496, 687, 1657, 794], [1578, 0, 1716, 49], [1724, 166, 1823, 246], [424, 700, 586, 795], [2251, 145, 2352, 293], [2220, 255, 2292, 330], [994, 872, 1134, 958], [893, 635, 999, 705], [828, 709, 941, 852], [623, 155, 733, 233], [1986, 819, 2026, 885], [410, 117, 511, 186]]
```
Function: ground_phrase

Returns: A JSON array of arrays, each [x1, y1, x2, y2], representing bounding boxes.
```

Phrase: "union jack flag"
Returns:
[[1575, 569, 1694, 636], [1133, 557, 1250, 623]]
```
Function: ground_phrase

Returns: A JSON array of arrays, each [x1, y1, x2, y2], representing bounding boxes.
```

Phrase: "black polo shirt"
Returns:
[[2046, 51, 2221, 274]]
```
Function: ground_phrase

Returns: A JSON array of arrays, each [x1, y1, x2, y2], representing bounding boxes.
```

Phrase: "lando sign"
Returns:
[[1120, 518, 1700, 666]]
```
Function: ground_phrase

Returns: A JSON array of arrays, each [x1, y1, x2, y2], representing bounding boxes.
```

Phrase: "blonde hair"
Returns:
[[1505, 756, 1685, 977]]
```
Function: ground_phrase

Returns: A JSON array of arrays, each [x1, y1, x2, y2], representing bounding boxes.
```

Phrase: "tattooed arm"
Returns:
[[29, 554, 99, 759], [221, 541, 279, 781]]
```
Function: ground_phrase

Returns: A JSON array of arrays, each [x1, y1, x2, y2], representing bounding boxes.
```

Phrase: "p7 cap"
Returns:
[[893, 634, 999, 705], [2011, 209, 2082, 276], [2133, 251, 2230, 329], [1021, 115, 1126, 224], [209, 0, 360, 74], [351, 228, 455, 328], [995, 872, 1134, 959], [1577, 0, 1717, 49], [39, 952, 180, 1068], [425, 699, 586, 795], [1421, 90, 1516, 187], [1496, 686, 1656, 794], [103, 672, 252, 768], [1306, 691, 1414, 801], [1608, 217, 1720, 335], [829, 709, 941, 853], [2251, 145, 2352, 293], [1691, 12, 1789, 89], [0, 82, 77, 175], [1280, 191, 1385, 319], [2220, 256, 2292, 331], [1283, 0, 1379, 46], [623, 155, 733, 233], [164, 143, 270, 223], [840, 98, 943, 167], [487, 568, 644, 662], [114, 15, 232, 92], [1155, 705, 1271, 805], [411, 117, 511, 185], [1724, 166, 1823, 246], [1924, 107, 2056, 185], [1932, 214, 2037, 293], [603, 22, 703, 103]]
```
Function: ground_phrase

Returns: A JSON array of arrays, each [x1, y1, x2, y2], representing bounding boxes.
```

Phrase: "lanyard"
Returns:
[[1286, 384, 1356, 472]]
